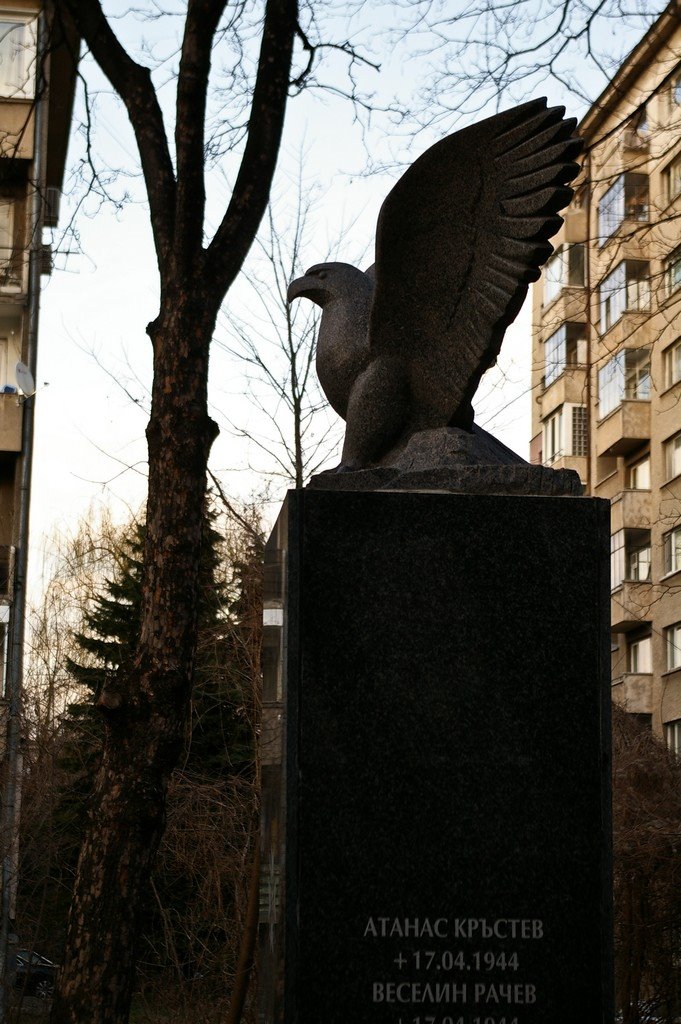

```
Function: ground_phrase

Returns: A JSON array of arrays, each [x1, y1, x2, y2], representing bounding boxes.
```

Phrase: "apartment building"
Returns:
[[530, 1, 681, 750], [0, 2, 75, 717], [0, 3, 76, 957]]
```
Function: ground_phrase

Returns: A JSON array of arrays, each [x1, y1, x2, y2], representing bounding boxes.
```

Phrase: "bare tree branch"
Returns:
[[206, 0, 297, 292], [174, 0, 227, 265], [56, 0, 177, 270]]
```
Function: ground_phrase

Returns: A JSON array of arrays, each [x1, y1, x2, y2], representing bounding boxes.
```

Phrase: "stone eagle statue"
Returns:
[[287, 98, 582, 490]]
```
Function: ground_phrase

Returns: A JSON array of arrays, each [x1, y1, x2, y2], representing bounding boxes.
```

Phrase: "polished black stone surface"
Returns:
[[260, 490, 612, 1024]]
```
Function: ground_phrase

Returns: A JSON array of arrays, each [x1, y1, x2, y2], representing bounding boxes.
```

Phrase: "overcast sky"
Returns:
[[27, 1, 661, 579]]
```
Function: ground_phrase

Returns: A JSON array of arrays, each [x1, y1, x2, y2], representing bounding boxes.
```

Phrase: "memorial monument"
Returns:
[[259, 98, 612, 1024]]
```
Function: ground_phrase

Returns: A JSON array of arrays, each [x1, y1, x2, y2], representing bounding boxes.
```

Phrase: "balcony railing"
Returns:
[[540, 365, 588, 418], [596, 399, 650, 458], [611, 673, 653, 714], [610, 489, 652, 534], [544, 453, 587, 482], [611, 579, 652, 632]]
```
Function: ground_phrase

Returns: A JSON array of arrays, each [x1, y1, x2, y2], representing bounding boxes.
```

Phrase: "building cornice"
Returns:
[[580, 0, 681, 140]]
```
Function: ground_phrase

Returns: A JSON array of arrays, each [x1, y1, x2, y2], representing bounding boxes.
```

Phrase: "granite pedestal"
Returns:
[[259, 489, 612, 1024]]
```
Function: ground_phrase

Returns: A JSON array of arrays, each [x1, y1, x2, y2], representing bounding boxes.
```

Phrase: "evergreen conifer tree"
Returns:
[[39, 506, 262, 994], [63, 507, 256, 777]]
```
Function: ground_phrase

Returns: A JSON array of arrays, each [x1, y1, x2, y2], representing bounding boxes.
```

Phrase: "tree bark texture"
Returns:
[[49, 1, 297, 1019], [50, 296, 219, 1024]]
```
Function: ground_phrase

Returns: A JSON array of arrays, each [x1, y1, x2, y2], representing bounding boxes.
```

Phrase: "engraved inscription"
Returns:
[[362, 915, 544, 1023]]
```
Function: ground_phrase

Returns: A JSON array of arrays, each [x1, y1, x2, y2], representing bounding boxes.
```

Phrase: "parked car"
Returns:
[[12, 949, 58, 998]]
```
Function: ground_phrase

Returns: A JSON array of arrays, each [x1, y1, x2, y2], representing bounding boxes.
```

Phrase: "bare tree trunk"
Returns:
[[47, 0, 300, 1018], [51, 295, 219, 1024], [50, 732, 169, 1022]]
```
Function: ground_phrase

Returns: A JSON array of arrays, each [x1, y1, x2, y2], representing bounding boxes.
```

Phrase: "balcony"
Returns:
[[546, 454, 587, 481], [595, 465, 622, 500], [0, 101, 35, 160], [0, 396, 21, 453], [611, 673, 653, 714], [610, 489, 652, 533], [0, 247, 27, 296], [598, 174, 649, 251], [594, 311, 651, 354], [611, 580, 653, 632], [540, 366, 588, 418], [563, 208, 586, 244], [540, 287, 588, 333], [596, 400, 650, 457]]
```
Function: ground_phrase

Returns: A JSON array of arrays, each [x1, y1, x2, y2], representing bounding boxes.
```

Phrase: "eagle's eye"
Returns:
[[317, 271, 327, 280]]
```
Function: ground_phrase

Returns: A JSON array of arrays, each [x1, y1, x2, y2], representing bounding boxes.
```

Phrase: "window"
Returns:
[[628, 635, 652, 673], [611, 529, 651, 589], [666, 247, 681, 296], [627, 456, 650, 490], [599, 354, 623, 417], [598, 261, 650, 333], [623, 107, 649, 149], [598, 173, 648, 243], [665, 431, 681, 480], [664, 155, 681, 203], [0, 202, 12, 272], [666, 719, 681, 755], [665, 622, 681, 671], [598, 348, 650, 417], [0, 334, 8, 387], [671, 72, 681, 109], [628, 542, 651, 581], [625, 349, 651, 400], [542, 403, 586, 465], [611, 531, 624, 589], [0, 18, 36, 100], [664, 339, 681, 388], [543, 322, 586, 387], [544, 408, 563, 463], [0, 318, 18, 388], [572, 406, 588, 457], [664, 527, 681, 575], [543, 244, 585, 304], [633, 107, 649, 136]]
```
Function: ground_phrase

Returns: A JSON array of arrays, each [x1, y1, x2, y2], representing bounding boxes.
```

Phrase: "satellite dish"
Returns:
[[15, 362, 35, 397]]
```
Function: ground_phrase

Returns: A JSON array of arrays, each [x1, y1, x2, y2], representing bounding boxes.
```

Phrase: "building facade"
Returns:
[[0, 0, 76, 955], [531, 2, 681, 750], [0, 1, 75, 723]]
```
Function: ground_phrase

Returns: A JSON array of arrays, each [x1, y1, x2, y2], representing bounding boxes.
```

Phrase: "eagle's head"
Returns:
[[287, 262, 373, 308]]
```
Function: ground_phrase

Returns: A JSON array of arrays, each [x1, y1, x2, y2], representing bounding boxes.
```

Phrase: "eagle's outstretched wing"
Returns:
[[368, 98, 581, 430]]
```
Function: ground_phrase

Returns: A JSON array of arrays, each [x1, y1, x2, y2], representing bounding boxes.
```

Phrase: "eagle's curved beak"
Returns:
[[287, 269, 330, 307], [286, 275, 310, 304]]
